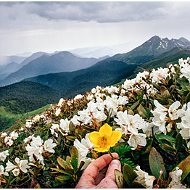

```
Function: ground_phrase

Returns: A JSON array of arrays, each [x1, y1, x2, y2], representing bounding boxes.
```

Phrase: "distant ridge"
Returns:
[[0, 51, 102, 86]]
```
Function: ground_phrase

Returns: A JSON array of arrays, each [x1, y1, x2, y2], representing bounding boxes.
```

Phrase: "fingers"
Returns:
[[76, 153, 118, 188], [97, 159, 121, 188]]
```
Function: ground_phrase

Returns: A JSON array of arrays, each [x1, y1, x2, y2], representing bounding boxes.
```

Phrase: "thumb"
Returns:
[[105, 159, 121, 180], [97, 160, 121, 188]]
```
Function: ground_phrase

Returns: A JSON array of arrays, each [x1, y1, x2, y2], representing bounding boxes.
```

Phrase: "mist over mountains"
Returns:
[[0, 51, 105, 86], [0, 35, 190, 114]]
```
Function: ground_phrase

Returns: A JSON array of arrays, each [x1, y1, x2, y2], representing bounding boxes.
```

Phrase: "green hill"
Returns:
[[0, 81, 61, 114], [25, 60, 137, 98], [0, 104, 51, 131]]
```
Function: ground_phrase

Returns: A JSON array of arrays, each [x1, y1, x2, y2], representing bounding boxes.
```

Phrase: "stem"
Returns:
[[108, 151, 114, 160]]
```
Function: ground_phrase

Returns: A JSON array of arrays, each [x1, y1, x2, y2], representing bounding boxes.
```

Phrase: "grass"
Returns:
[[0, 104, 51, 132]]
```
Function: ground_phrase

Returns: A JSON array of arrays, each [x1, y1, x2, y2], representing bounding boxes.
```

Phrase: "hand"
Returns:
[[75, 153, 121, 188]]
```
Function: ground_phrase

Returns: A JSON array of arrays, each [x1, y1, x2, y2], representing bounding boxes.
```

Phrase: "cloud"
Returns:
[[0, 2, 168, 26], [0, 2, 190, 57]]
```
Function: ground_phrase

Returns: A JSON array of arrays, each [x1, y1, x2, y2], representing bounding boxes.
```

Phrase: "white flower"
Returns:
[[135, 166, 155, 188], [26, 120, 33, 128], [30, 136, 43, 147], [179, 128, 190, 140], [12, 168, 20, 176], [19, 127, 24, 131], [168, 167, 186, 188], [9, 131, 18, 140], [4, 137, 14, 147], [0, 165, 9, 176], [44, 139, 56, 153], [55, 108, 61, 116], [153, 100, 168, 114], [104, 95, 119, 117], [71, 115, 80, 126], [105, 86, 119, 94], [57, 98, 65, 107], [50, 124, 59, 137], [128, 133, 147, 150], [152, 112, 167, 134], [26, 136, 44, 164], [6, 157, 30, 176], [26, 144, 44, 164], [151, 100, 168, 134], [0, 150, 9, 162], [74, 94, 83, 101], [1, 132, 7, 138], [179, 57, 190, 82], [168, 101, 183, 120], [5, 160, 16, 172], [74, 134, 93, 169], [32, 115, 41, 122], [24, 135, 34, 144], [118, 96, 128, 105], [15, 157, 30, 173], [187, 141, 190, 148], [60, 118, 70, 133], [122, 79, 136, 90], [150, 67, 169, 83], [115, 111, 148, 135]]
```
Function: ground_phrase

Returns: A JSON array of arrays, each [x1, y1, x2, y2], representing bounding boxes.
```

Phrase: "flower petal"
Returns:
[[94, 146, 110, 152], [110, 131, 122, 147], [99, 123, 112, 137], [89, 132, 100, 147]]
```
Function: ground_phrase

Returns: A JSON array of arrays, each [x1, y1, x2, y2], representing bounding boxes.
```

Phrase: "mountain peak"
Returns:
[[179, 37, 190, 44], [149, 35, 161, 41]]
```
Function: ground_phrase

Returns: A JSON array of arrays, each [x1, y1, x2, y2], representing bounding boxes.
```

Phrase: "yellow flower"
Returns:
[[89, 123, 122, 152]]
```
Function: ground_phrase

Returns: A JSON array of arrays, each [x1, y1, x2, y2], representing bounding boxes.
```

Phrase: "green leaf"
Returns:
[[56, 175, 71, 183], [70, 146, 78, 172], [160, 85, 170, 97], [66, 136, 76, 141], [69, 121, 75, 132], [149, 147, 167, 179], [175, 133, 183, 151], [51, 168, 71, 175], [137, 104, 148, 118], [185, 92, 190, 103], [115, 169, 123, 188], [57, 157, 72, 171], [159, 144, 176, 155], [123, 164, 137, 187], [155, 134, 176, 145], [131, 100, 140, 110], [177, 155, 190, 181]]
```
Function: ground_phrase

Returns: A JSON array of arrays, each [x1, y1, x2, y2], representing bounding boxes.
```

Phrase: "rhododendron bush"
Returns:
[[1, 58, 190, 188]]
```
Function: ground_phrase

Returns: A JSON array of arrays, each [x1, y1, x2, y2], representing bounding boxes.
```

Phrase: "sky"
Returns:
[[0, 1, 190, 62]]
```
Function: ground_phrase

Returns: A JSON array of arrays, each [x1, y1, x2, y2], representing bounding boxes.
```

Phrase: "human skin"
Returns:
[[75, 153, 121, 188]]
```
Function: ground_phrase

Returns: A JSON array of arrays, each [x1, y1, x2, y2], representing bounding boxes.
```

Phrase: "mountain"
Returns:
[[19, 51, 47, 68], [0, 53, 46, 81], [0, 62, 20, 80], [0, 51, 101, 86], [109, 36, 190, 65], [24, 46, 190, 99], [130, 46, 190, 79], [24, 35, 190, 98], [25, 60, 137, 98], [0, 81, 61, 114], [0, 55, 26, 65]]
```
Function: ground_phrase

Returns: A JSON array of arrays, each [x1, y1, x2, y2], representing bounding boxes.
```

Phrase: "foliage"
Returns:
[[0, 81, 61, 114], [1, 58, 190, 188]]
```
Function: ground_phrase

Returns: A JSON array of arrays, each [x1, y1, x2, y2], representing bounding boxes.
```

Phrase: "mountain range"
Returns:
[[0, 35, 190, 114], [0, 51, 106, 86]]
